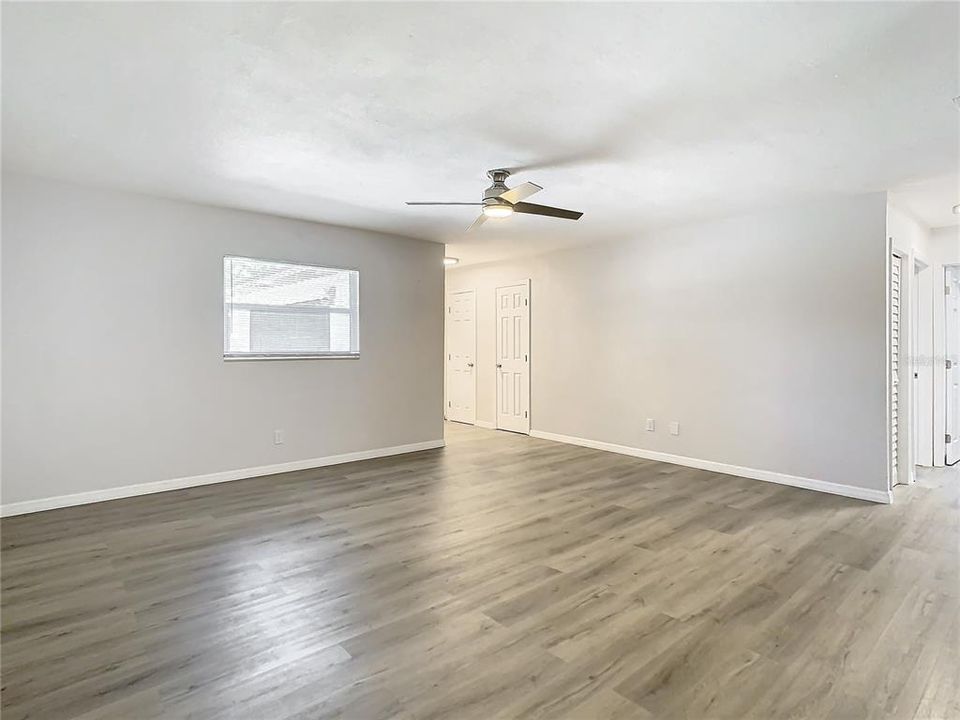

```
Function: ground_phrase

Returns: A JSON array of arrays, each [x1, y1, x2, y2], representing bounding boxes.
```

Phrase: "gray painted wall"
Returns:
[[446, 193, 889, 493], [2, 174, 444, 506]]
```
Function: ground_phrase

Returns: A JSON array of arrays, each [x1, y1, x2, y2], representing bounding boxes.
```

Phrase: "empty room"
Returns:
[[2, 2, 959, 719]]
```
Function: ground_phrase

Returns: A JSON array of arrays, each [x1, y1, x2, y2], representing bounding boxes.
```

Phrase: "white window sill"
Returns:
[[223, 354, 360, 361]]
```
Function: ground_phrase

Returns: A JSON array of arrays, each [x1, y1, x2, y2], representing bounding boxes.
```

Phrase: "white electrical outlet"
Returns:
[[669, 422, 680, 436], [274, 429, 284, 445], [646, 418, 656, 432]]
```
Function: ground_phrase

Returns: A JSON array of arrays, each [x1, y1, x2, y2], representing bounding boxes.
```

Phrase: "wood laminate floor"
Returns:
[[2, 423, 958, 720]]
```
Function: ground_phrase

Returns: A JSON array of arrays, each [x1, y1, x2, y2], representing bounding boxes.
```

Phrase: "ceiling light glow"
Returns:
[[482, 203, 514, 219], [443, 257, 459, 266]]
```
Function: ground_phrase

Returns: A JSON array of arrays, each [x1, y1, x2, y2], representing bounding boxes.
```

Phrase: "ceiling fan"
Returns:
[[406, 169, 583, 231]]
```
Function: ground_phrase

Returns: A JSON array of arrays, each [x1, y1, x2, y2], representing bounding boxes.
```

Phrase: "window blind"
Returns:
[[223, 256, 359, 359]]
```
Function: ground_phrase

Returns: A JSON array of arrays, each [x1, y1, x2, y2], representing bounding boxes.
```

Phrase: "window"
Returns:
[[223, 256, 359, 359]]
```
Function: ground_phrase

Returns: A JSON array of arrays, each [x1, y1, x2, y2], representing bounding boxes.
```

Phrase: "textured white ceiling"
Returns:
[[3, 2, 958, 265]]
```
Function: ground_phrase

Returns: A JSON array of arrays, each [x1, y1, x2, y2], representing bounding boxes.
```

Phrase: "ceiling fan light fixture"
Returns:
[[481, 203, 514, 219], [442, 257, 459, 266], [406, 169, 581, 231]]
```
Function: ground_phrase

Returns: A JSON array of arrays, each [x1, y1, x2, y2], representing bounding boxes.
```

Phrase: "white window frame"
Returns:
[[223, 255, 360, 361]]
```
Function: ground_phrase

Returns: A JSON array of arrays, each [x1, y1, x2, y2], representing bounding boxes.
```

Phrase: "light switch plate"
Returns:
[[669, 422, 680, 436], [646, 418, 656, 432]]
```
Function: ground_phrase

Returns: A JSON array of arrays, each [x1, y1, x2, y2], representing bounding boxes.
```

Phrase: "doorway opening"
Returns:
[[913, 258, 933, 477]]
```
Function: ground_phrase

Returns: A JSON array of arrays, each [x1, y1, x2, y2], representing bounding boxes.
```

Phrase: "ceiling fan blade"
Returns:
[[466, 214, 487, 232], [512, 202, 583, 220], [406, 201, 483, 206], [498, 182, 543, 204]]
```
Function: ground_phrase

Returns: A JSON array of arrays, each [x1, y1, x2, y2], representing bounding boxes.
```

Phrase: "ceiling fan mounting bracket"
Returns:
[[484, 169, 512, 200]]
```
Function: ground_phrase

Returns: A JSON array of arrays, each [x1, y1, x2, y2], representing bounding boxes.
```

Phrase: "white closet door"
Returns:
[[496, 282, 530, 434], [446, 290, 476, 424]]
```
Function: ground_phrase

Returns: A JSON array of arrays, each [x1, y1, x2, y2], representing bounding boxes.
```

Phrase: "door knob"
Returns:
[[467, 362, 474, 367], [496, 363, 502, 369]]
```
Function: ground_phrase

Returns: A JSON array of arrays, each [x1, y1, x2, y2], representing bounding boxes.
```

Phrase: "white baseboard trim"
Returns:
[[475, 420, 496, 430], [0, 439, 446, 518], [530, 430, 892, 504]]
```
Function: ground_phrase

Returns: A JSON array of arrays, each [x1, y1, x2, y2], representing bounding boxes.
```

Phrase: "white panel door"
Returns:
[[496, 282, 530, 434], [946, 266, 959, 465], [446, 290, 476, 425]]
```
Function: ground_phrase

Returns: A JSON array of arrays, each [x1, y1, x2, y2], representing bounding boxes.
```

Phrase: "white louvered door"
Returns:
[[496, 282, 530, 434], [891, 254, 902, 486]]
